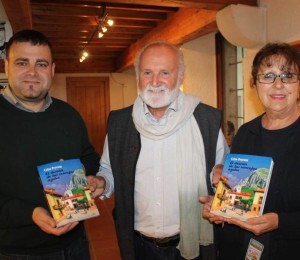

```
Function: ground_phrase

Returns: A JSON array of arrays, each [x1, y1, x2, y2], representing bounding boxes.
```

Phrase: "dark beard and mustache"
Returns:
[[139, 84, 180, 108]]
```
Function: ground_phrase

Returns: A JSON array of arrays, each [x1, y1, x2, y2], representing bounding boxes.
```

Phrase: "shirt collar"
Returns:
[[142, 97, 178, 126], [143, 97, 178, 115], [2, 86, 52, 112]]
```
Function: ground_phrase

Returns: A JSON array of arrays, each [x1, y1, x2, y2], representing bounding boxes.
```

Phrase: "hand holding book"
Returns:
[[86, 175, 106, 198], [226, 212, 279, 236], [32, 206, 79, 235], [209, 153, 274, 222], [37, 159, 100, 227]]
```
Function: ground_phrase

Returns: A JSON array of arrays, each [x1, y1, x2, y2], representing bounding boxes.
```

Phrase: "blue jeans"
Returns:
[[0, 232, 90, 260]]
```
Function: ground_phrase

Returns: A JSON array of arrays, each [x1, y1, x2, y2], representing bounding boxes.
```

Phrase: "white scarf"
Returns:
[[132, 91, 214, 259]]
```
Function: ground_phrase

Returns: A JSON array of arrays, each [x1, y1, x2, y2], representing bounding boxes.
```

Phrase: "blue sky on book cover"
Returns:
[[37, 159, 83, 195], [223, 154, 273, 188]]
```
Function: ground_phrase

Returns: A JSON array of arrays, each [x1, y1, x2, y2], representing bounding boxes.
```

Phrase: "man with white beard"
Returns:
[[88, 41, 229, 260]]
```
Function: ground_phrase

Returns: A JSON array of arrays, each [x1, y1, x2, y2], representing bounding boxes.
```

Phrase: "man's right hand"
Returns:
[[86, 175, 106, 197]]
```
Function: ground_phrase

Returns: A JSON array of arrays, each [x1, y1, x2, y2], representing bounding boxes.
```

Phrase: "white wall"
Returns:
[[261, 0, 300, 44], [181, 32, 217, 107]]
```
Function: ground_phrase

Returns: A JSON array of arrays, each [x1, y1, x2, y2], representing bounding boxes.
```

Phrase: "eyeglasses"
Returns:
[[256, 73, 300, 84]]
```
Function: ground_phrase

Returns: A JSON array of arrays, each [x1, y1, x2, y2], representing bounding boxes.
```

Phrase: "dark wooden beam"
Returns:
[[116, 8, 218, 72], [54, 58, 115, 73], [1, 0, 32, 32], [79, 0, 257, 9]]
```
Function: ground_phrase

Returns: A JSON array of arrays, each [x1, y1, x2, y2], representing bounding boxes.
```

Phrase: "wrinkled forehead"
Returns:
[[259, 54, 299, 73]]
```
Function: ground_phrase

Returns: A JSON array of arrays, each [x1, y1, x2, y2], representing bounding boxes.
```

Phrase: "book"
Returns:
[[37, 159, 100, 227], [210, 153, 274, 221]]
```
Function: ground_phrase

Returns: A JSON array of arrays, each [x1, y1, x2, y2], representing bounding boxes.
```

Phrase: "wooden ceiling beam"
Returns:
[[116, 7, 218, 72], [54, 59, 116, 73], [2, 0, 258, 74], [32, 15, 158, 28], [54, 52, 119, 59], [50, 38, 135, 44], [31, 4, 171, 21], [33, 24, 151, 34], [80, 0, 257, 9], [1, 0, 32, 32], [30, 0, 177, 12]]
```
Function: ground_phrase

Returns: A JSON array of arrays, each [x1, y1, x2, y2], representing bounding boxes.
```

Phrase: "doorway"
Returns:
[[66, 77, 110, 154]]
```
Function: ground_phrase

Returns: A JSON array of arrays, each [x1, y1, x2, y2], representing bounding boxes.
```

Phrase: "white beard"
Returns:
[[139, 84, 180, 108]]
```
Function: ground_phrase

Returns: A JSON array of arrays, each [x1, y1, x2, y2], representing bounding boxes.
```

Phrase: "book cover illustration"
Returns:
[[210, 154, 274, 221], [37, 159, 99, 227]]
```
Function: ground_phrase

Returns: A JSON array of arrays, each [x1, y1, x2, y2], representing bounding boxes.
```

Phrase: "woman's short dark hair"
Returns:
[[251, 42, 300, 85], [6, 29, 53, 61]]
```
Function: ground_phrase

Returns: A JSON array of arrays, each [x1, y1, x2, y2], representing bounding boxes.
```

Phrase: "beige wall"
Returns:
[[261, 0, 300, 44], [181, 32, 217, 107]]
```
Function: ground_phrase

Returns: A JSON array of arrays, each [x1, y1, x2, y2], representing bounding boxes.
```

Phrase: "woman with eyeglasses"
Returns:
[[201, 42, 300, 260]]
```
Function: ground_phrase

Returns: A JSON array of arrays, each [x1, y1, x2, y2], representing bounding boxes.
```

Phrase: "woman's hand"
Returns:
[[225, 212, 279, 236], [199, 195, 227, 225]]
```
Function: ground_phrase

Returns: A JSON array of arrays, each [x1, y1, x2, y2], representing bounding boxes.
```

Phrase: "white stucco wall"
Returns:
[[181, 33, 217, 107], [261, 0, 300, 44]]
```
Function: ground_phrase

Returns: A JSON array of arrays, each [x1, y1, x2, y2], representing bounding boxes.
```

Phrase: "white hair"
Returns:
[[134, 41, 185, 87]]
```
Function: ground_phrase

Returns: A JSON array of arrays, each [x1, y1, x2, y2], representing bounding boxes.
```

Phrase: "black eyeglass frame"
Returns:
[[256, 73, 300, 84]]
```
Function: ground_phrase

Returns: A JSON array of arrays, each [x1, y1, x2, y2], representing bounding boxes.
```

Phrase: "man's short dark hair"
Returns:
[[6, 29, 53, 61]]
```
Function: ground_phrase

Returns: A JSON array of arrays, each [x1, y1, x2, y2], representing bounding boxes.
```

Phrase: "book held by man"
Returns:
[[37, 159, 100, 227], [210, 153, 274, 221]]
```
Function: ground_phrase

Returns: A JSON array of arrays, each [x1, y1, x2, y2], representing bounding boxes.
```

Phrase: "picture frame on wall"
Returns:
[[0, 79, 8, 93], [0, 20, 12, 60]]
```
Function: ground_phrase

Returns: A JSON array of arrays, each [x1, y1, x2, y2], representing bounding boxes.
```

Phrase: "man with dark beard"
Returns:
[[88, 41, 228, 260]]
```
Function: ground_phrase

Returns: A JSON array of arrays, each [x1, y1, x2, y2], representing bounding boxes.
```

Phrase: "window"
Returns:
[[216, 33, 245, 148]]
